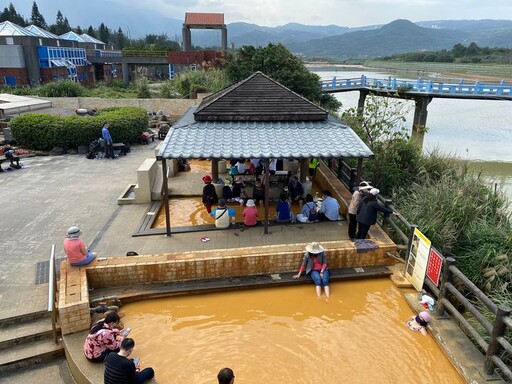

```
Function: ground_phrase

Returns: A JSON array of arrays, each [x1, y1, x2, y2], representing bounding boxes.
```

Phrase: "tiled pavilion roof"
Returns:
[[157, 72, 373, 160]]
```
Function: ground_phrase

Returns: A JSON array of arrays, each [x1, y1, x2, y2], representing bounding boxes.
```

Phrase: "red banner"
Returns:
[[426, 247, 444, 287]]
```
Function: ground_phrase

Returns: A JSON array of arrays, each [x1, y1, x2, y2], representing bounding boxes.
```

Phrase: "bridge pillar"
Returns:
[[122, 61, 130, 84], [412, 96, 432, 148], [357, 90, 369, 116]]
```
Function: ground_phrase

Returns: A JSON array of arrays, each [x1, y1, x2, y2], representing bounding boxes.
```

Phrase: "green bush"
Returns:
[[10, 107, 149, 151], [136, 78, 151, 99], [37, 80, 86, 97]]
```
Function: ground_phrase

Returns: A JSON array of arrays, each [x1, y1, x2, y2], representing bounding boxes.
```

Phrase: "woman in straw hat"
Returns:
[[292, 242, 330, 298], [348, 181, 373, 240], [63, 226, 97, 266]]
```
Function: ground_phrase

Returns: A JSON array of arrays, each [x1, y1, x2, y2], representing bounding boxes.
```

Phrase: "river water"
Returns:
[[310, 66, 512, 199]]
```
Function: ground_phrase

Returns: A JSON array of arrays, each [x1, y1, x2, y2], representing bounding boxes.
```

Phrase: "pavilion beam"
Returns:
[[264, 158, 270, 235], [161, 158, 171, 237]]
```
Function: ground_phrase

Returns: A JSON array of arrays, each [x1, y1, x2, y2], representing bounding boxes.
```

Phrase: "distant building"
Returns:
[[0, 21, 122, 87]]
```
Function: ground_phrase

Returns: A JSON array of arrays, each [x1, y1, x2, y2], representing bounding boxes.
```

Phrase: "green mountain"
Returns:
[[286, 19, 468, 59]]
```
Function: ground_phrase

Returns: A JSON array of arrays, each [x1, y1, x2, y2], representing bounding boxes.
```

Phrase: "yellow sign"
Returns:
[[404, 227, 432, 291]]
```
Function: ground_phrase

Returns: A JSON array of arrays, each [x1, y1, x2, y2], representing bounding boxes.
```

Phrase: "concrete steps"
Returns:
[[0, 311, 64, 374]]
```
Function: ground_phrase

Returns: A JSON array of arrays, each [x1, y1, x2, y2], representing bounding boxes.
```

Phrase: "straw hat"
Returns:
[[67, 226, 81, 238], [305, 242, 324, 254]]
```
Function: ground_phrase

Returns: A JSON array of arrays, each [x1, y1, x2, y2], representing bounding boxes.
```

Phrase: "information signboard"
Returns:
[[404, 227, 432, 291], [426, 247, 444, 287]]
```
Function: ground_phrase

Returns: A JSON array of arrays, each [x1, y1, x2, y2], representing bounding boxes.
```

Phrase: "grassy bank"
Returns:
[[363, 60, 512, 82]]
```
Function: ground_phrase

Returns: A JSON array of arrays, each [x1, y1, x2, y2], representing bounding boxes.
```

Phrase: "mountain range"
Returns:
[[160, 18, 512, 59]]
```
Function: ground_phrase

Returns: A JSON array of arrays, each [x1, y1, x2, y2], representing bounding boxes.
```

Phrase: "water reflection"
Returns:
[[121, 279, 463, 384]]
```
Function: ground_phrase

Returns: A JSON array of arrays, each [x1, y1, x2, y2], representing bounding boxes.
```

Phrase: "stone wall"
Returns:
[[46, 97, 200, 116], [58, 239, 395, 335]]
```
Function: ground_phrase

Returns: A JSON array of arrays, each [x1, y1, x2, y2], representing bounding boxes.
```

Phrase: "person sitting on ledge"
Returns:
[[276, 193, 294, 223], [104, 338, 155, 384], [84, 312, 126, 363], [63, 226, 96, 266], [211, 199, 236, 229], [318, 190, 340, 221], [243, 199, 259, 227]]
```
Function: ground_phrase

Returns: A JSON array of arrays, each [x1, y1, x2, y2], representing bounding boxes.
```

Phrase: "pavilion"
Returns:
[[156, 71, 373, 235]]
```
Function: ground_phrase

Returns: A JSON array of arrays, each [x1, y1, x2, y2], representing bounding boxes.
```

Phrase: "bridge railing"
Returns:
[[320, 75, 512, 96]]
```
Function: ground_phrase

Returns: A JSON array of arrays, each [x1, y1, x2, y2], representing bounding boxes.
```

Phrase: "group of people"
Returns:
[[348, 181, 399, 240], [83, 311, 155, 383]]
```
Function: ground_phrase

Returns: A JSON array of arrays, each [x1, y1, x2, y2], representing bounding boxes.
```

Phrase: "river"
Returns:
[[309, 65, 512, 200]]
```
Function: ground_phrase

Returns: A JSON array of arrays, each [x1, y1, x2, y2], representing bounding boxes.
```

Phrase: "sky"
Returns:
[[8, 0, 512, 28]]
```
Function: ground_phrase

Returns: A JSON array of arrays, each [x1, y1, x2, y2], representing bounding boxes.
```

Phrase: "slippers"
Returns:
[[200, 236, 210, 242]]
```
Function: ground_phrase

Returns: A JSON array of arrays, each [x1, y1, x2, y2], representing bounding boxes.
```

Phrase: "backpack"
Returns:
[[306, 202, 318, 222]]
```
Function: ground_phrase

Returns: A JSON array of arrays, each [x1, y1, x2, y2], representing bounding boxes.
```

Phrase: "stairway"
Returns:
[[0, 310, 65, 374]]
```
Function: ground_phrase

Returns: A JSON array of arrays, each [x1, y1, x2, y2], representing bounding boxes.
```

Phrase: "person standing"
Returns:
[[63, 226, 97, 266], [211, 199, 236, 229], [308, 157, 320, 178], [218, 367, 235, 384], [292, 242, 330, 298], [318, 190, 340, 221], [356, 188, 398, 239], [102, 122, 115, 159], [202, 175, 218, 213], [104, 338, 155, 384], [347, 181, 372, 240]]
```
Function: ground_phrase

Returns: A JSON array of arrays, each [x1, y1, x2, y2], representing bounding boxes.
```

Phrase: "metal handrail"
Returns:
[[48, 244, 59, 343]]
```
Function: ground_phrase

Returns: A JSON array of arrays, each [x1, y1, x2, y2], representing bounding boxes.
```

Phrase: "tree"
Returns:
[[75, 25, 83, 35], [30, 1, 47, 29], [113, 27, 126, 49], [225, 43, 340, 111], [87, 25, 96, 38], [98, 22, 111, 44], [49, 10, 70, 35], [1, 3, 27, 25]]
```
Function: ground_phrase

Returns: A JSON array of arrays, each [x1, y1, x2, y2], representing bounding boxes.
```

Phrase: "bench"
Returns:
[[0, 155, 20, 171]]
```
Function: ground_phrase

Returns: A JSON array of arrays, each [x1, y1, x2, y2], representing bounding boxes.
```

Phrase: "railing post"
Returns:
[[436, 257, 456, 316], [337, 157, 344, 182], [484, 305, 512, 375], [331, 76, 336, 90], [361, 75, 366, 87], [381, 198, 393, 234]]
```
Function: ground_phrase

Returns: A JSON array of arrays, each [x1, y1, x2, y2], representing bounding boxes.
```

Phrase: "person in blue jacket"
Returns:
[[102, 122, 115, 159], [356, 188, 398, 239]]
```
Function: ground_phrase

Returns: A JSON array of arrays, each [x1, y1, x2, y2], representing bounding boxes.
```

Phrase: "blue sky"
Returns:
[[9, 0, 512, 28]]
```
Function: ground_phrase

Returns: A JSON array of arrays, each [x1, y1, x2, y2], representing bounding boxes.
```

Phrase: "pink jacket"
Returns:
[[83, 323, 122, 359]]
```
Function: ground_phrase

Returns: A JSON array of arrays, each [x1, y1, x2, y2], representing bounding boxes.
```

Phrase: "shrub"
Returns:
[[136, 78, 151, 99], [37, 80, 86, 97], [10, 107, 148, 151]]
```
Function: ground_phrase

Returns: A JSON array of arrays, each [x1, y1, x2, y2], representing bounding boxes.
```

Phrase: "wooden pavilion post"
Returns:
[[355, 158, 363, 186], [211, 159, 219, 182], [161, 158, 171, 237], [263, 158, 270, 235], [299, 159, 308, 183]]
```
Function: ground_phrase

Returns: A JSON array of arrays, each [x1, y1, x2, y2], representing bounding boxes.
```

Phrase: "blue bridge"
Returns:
[[320, 75, 512, 148], [320, 75, 512, 100]]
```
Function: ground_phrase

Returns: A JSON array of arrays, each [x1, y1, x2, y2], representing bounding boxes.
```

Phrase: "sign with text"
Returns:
[[404, 228, 432, 291], [426, 247, 444, 287]]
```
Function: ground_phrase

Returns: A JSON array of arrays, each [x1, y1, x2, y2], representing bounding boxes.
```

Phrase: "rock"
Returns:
[[77, 145, 88, 154], [50, 147, 66, 156]]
